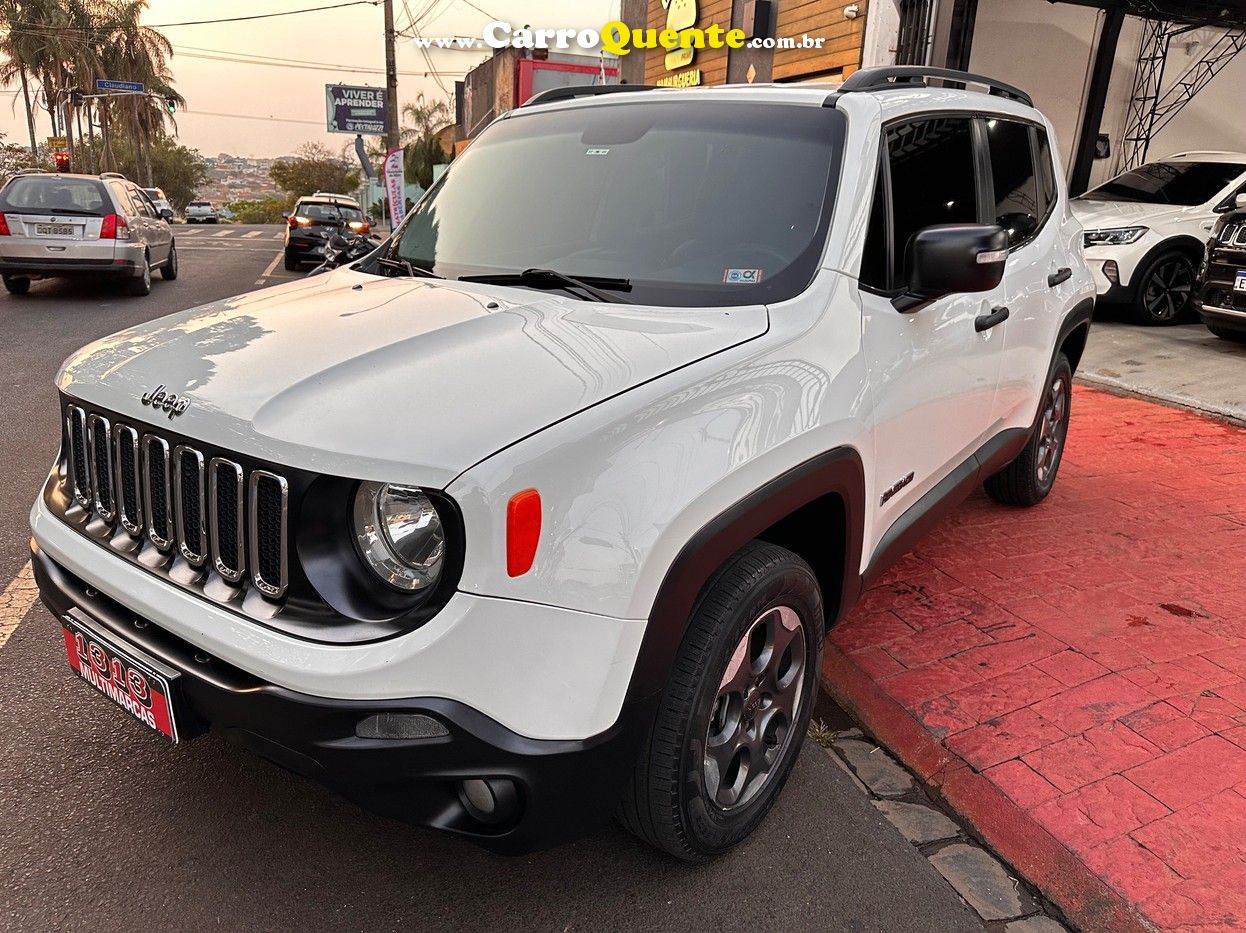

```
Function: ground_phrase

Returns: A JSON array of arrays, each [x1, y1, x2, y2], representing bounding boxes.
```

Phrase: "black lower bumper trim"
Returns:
[[31, 543, 648, 854], [1, 258, 137, 276]]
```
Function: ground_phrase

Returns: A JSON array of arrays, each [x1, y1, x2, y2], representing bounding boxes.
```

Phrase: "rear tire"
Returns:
[[1131, 250, 1196, 325], [3, 275, 31, 295], [1208, 325, 1246, 343], [619, 541, 823, 861], [284, 250, 299, 271], [985, 353, 1073, 507], [128, 255, 152, 296], [160, 242, 178, 281]]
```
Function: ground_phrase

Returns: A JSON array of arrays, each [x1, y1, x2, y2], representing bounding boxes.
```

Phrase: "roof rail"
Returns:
[[838, 66, 1033, 108], [522, 83, 661, 108]]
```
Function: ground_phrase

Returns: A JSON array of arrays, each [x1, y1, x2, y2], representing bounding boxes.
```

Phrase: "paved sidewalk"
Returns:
[[823, 386, 1246, 932]]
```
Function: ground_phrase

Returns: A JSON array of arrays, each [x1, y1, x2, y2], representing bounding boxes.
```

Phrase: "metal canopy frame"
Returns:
[[1118, 19, 1246, 170]]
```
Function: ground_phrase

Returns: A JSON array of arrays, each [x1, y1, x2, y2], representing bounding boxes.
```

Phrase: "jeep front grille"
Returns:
[[64, 404, 289, 599]]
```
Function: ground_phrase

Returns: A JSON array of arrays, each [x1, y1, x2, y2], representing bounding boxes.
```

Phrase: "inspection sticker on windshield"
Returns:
[[723, 268, 764, 285], [585, 148, 610, 156], [1235, 270, 1246, 293]]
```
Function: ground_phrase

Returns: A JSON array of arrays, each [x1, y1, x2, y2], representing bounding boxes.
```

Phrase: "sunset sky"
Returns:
[[0, 0, 620, 157]]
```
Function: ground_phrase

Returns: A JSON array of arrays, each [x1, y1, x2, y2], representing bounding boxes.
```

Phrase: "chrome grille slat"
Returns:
[[209, 457, 245, 583], [113, 424, 143, 535], [249, 471, 289, 598], [66, 405, 91, 508], [173, 445, 208, 567], [86, 414, 115, 521], [142, 435, 174, 550]]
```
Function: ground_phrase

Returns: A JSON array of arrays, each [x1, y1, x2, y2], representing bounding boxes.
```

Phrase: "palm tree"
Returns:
[[0, 0, 56, 153], [399, 93, 452, 189]]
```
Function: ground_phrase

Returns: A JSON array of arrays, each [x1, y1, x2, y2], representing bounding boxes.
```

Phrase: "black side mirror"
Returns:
[[893, 224, 1009, 313], [160, 208, 173, 221]]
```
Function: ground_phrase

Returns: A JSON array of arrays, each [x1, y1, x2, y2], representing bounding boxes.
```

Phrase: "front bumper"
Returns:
[[32, 543, 652, 853]]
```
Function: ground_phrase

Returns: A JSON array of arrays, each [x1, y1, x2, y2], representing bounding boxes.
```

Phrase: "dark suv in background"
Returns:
[[284, 194, 370, 270], [1197, 193, 1246, 343]]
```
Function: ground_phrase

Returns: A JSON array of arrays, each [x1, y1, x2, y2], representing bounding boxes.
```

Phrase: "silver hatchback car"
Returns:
[[0, 171, 177, 296]]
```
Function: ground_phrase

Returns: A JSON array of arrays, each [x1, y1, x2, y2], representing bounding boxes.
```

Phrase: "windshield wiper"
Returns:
[[458, 268, 632, 304], [376, 256, 442, 279]]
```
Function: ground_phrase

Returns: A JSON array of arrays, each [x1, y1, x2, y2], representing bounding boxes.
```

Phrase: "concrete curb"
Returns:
[[822, 642, 1156, 933]]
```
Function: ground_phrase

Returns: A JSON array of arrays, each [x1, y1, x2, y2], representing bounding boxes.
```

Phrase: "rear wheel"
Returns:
[[1132, 251, 1195, 325], [284, 250, 299, 271], [128, 255, 152, 296], [3, 274, 31, 295], [1208, 324, 1246, 343], [985, 353, 1072, 507], [619, 541, 823, 861], [160, 242, 178, 280]]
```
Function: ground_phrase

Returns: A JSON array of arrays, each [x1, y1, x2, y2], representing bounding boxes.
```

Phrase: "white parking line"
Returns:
[[210, 229, 232, 238], [0, 562, 37, 652], [243, 230, 262, 238], [255, 249, 285, 286]]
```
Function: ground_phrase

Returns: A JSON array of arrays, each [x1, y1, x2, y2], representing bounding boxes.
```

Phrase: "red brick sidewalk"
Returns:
[[823, 386, 1246, 933]]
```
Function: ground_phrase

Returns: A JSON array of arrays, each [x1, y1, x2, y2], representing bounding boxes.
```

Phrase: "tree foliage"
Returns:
[[224, 196, 289, 225], [0, 0, 184, 184], [71, 135, 207, 210], [270, 142, 361, 199]]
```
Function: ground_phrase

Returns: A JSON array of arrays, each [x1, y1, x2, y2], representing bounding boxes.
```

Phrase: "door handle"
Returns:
[[1047, 267, 1072, 287], [975, 306, 1010, 332]]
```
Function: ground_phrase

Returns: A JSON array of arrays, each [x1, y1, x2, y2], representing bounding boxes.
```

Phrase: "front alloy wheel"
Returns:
[[704, 606, 807, 810], [1135, 253, 1194, 325], [620, 541, 823, 861]]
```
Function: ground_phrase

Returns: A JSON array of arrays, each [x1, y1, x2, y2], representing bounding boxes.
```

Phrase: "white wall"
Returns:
[[967, 0, 1246, 186]]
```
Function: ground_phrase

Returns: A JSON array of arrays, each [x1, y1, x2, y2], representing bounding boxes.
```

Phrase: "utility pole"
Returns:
[[383, 0, 400, 154]]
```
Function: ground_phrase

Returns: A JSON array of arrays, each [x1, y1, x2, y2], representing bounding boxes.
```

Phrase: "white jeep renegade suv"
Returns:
[[30, 68, 1094, 860]]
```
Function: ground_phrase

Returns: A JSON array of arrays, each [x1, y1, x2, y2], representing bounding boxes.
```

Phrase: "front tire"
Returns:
[[1132, 250, 1195, 325], [619, 541, 823, 861], [985, 353, 1073, 507], [3, 274, 31, 295]]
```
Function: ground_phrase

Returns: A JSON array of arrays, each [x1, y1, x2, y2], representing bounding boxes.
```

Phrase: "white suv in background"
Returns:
[[1072, 151, 1246, 325], [30, 68, 1094, 860]]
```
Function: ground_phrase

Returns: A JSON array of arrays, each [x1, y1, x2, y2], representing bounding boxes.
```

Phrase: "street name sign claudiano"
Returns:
[[325, 84, 387, 135]]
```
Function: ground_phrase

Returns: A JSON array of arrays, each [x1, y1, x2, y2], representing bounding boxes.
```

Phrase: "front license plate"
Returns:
[[36, 224, 75, 236], [1234, 270, 1246, 293], [61, 610, 180, 742]]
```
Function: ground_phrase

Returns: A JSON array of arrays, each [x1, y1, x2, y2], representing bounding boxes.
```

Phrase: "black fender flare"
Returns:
[[625, 446, 866, 712]]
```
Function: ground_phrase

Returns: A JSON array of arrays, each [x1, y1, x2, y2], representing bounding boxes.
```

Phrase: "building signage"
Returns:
[[659, 0, 702, 87], [325, 84, 388, 135], [46, 136, 68, 150]]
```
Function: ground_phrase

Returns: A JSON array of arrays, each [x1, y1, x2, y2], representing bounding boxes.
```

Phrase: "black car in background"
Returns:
[[1197, 193, 1246, 343], [284, 194, 370, 270]]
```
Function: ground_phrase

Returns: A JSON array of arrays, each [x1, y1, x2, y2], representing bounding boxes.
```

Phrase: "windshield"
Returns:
[[1081, 161, 1242, 206], [0, 176, 109, 214], [385, 101, 845, 306]]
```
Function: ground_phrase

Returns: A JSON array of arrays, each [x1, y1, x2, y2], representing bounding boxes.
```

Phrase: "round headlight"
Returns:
[[353, 482, 445, 592]]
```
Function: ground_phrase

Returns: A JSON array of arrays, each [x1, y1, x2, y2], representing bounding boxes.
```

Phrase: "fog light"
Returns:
[[1102, 260, 1119, 284], [457, 777, 518, 826], [355, 713, 448, 739]]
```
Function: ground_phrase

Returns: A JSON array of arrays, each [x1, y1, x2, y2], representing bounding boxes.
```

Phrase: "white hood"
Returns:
[[1069, 198, 1195, 229], [58, 267, 769, 487]]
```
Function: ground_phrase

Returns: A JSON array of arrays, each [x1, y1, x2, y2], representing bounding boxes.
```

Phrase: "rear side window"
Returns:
[[0, 176, 108, 214], [984, 119, 1040, 247]]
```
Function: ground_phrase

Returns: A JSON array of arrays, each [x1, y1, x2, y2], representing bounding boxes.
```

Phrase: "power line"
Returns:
[[172, 47, 469, 77], [149, 1, 381, 28]]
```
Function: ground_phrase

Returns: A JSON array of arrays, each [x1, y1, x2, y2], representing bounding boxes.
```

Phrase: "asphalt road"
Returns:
[[0, 226, 992, 932]]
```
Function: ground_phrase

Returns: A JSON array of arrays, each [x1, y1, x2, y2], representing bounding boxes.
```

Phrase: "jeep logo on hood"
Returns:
[[140, 384, 190, 418]]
